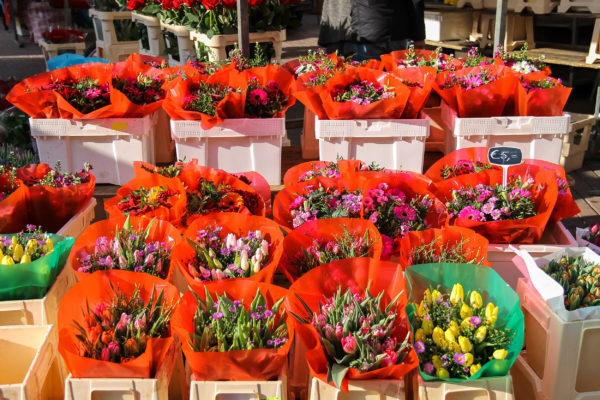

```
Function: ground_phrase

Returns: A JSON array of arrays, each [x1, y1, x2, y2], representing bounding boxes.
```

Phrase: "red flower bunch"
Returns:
[[43, 77, 110, 114], [183, 81, 237, 116], [117, 186, 180, 216], [186, 178, 263, 217], [112, 74, 165, 106], [245, 77, 289, 118], [42, 29, 85, 44], [126, 0, 146, 10], [440, 160, 493, 180]]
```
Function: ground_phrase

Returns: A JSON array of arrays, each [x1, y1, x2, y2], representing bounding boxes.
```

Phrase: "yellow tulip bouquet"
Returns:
[[0, 225, 54, 265], [411, 283, 513, 379]]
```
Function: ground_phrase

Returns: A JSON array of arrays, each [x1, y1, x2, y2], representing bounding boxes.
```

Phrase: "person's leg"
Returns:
[[353, 41, 389, 61]]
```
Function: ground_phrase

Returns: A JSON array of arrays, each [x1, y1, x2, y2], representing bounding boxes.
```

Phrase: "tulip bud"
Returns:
[[415, 328, 426, 342], [450, 284, 464, 304], [591, 223, 599, 235], [458, 336, 473, 353], [11, 236, 17, 245], [12, 244, 23, 262], [1, 255, 14, 265], [460, 304, 472, 319], [449, 321, 459, 338], [445, 328, 456, 343], [436, 368, 450, 379], [470, 291, 483, 309], [261, 240, 269, 255], [225, 233, 236, 249], [424, 289, 433, 305], [493, 349, 508, 360], [341, 334, 358, 354], [470, 363, 482, 376], [20, 254, 31, 264], [252, 259, 260, 274], [240, 250, 249, 271], [432, 355, 443, 369], [432, 290, 442, 302], [422, 318, 433, 335], [464, 353, 474, 367], [485, 303, 498, 326], [119, 255, 127, 268], [26, 239, 37, 252], [433, 327, 444, 346], [475, 326, 487, 342], [44, 238, 54, 253]]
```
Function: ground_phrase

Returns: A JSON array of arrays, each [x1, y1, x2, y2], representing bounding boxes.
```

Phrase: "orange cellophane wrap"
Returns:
[[434, 65, 518, 117], [16, 163, 96, 233], [336, 159, 403, 175], [434, 166, 558, 244], [104, 174, 187, 226], [178, 164, 266, 219], [231, 171, 272, 216], [67, 215, 183, 283], [395, 226, 491, 268], [286, 257, 419, 392], [273, 177, 355, 230], [380, 49, 462, 72], [132, 160, 196, 181], [125, 54, 168, 69], [283, 161, 338, 187], [522, 159, 580, 222], [390, 66, 437, 119], [172, 212, 283, 289], [494, 57, 552, 76], [57, 270, 180, 378], [172, 280, 293, 381], [110, 58, 169, 118], [424, 147, 501, 182], [162, 69, 248, 129], [292, 70, 330, 119], [0, 176, 28, 234], [279, 218, 383, 283], [320, 68, 410, 120], [516, 72, 571, 116], [361, 59, 383, 70], [241, 65, 296, 117]]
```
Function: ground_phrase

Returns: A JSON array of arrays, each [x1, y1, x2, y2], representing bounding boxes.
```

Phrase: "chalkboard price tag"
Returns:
[[487, 146, 523, 187]]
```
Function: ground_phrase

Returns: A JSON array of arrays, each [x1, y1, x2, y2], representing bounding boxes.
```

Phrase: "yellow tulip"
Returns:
[[26, 239, 37, 251], [20, 254, 31, 264], [458, 336, 473, 353], [445, 328, 456, 343], [422, 318, 433, 335], [431, 289, 442, 302], [475, 326, 487, 342], [425, 289, 433, 305], [432, 356, 443, 369], [436, 368, 450, 379], [415, 328, 426, 342], [470, 363, 482, 376], [461, 318, 472, 330], [450, 283, 464, 304], [0, 247, 3, 258], [12, 244, 23, 262], [433, 327, 444, 347], [460, 303, 473, 319], [11, 236, 17, 245], [44, 238, 54, 254], [464, 353, 474, 367], [448, 321, 459, 338], [486, 303, 498, 326], [470, 291, 483, 309], [452, 341, 461, 353], [416, 301, 426, 317], [493, 349, 508, 360], [1, 255, 15, 265]]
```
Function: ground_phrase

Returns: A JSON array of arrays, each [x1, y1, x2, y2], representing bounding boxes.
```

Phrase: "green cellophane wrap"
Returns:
[[405, 263, 524, 382], [0, 234, 75, 300]]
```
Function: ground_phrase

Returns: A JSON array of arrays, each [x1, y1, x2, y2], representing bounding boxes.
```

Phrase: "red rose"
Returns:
[[222, 0, 236, 8], [127, 0, 145, 10], [248, 0, 262, 6], [202, 0, 221, 9]]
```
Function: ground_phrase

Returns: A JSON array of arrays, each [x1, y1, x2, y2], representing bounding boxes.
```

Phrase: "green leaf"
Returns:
[[331, 363, 349, 389]]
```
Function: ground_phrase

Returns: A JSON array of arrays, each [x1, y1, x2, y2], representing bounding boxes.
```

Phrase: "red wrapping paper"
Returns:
[[390, 66, 437, 119], [516, 71, 571, 116], [0, 176, 28, 234]]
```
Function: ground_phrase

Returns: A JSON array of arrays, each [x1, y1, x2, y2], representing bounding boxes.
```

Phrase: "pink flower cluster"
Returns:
[[333, 79, 395, 106], [298, 163, 340, 182], [288, 185, 362, 228], [441, 69, 499, 90]]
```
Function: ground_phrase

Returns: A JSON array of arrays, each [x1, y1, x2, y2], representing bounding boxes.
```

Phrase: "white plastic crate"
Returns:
[[440, 102, 570, 164], [64, 335, 185, 400], [301, 108, 319, 159], [89, 9, 140, 62], [310, 376, 407, 400], [425, 10, 473, 41], [0, 325, 63, 400], [315, 115, 430, 173], [37, 40, 86, 71], [557, 0, 600, 13], [515, 273, 600, 400], [416, 375, 513, 400], [171, 118, 285, 185], [0, 263, 76, 326], [487, 221, 577, 290], [131, 13, 166, 58], [560, 113, 594, 172], [190, 375, 287, 400], [161, 22, 195, 66], [510, 352, 548, 400], [482, 0, 558, 13], [30, 113, 157, 185], [576, 227, 600, 255], [56, 198, 96, 239], [190, 30, 286, 62]]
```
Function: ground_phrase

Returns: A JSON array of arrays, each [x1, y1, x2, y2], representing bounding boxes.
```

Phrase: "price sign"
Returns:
[[487, 147, 523, 187]]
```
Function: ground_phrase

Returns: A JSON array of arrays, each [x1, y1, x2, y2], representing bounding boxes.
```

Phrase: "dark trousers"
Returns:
[[354, 39, 409, 61]]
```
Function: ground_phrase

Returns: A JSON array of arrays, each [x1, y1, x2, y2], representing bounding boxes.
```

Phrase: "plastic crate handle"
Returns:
[[336, 390, 385, 399], [443, 387, 491, 399], [89, 385, 137, 399], [28, 332, 56, 398], [214, 392, 261, 400], [0, 302, 33, 324], [518, 280, 552, 331]]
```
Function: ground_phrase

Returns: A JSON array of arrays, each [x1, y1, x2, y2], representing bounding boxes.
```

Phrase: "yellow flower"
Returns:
[[436, 368, 450, 379], [12, 244, 23, 262], [26, 239, 37, 253], [486, 303, 498, 326], [422, 318, 433, 335], [460, 303, 472, 319], [147, 186, 165, 203], [433, 327, 444, 347], [1, 255, 15, 265], [458, 336, 473, 353], [44, 238, 54, 254], [0, 247, 3, 258], [450, 283, 464, 304], [20, 254, 31, 264], [470, 363, 482, 376], [432, 289, 442, 302], [432, 356, 443, 369], [415, 328, 426, 342], [470, 291, 483, 309], [493, 349, 508, 360], [461, 318, 472, 330], [451, 341, 461, 353], [425, 289, 432, 305], [416, 301, 426, 317], [475, 326, 487, 342], [464, 353, 474, 367], [448, 321, 459, 338], [445, 328, 456, 343], [11, 236, 17, 245]]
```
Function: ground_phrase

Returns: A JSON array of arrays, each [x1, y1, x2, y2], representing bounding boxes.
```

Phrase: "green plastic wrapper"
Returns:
[[405, 263, 524, 382], [0, 234, 75, 300]]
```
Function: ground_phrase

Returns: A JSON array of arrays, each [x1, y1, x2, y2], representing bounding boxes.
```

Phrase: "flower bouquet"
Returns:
[[133, 160, 192, 180], [57, 270, 180, 378], [494, 44, 551, 75], [380, 47, 461, 73], [287, 257, 419, 391], [279, 218, 383, 283], [172, 212, 283, 289], [405, 263, 524, 382], [273, 177, 363, 230], [231, 171, 272, 216], [515, 71, 571, 117], [460, 47, 492, 68], [395, 227, 491, 268], [434, 64, 517, 118], [171, 280, 292, 381], [15, 162, 96, 233], [0, 225, 74, 300], [242, 65, 295, 118], [283, 161, 341, 187], [576, 223, 600, 255], [389, 66, 437, 119], [104, 173, 187, 226], [319, 67, 410, 120], [68, 215, 182, 282], [434, 165, 558, 243], [0, 169, 28, 234]]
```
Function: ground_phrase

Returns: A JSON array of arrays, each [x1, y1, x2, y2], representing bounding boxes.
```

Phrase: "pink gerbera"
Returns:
[[393, 204, 417, 221], [248, 88, 268, 106], [458, 206, 484, 221]]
